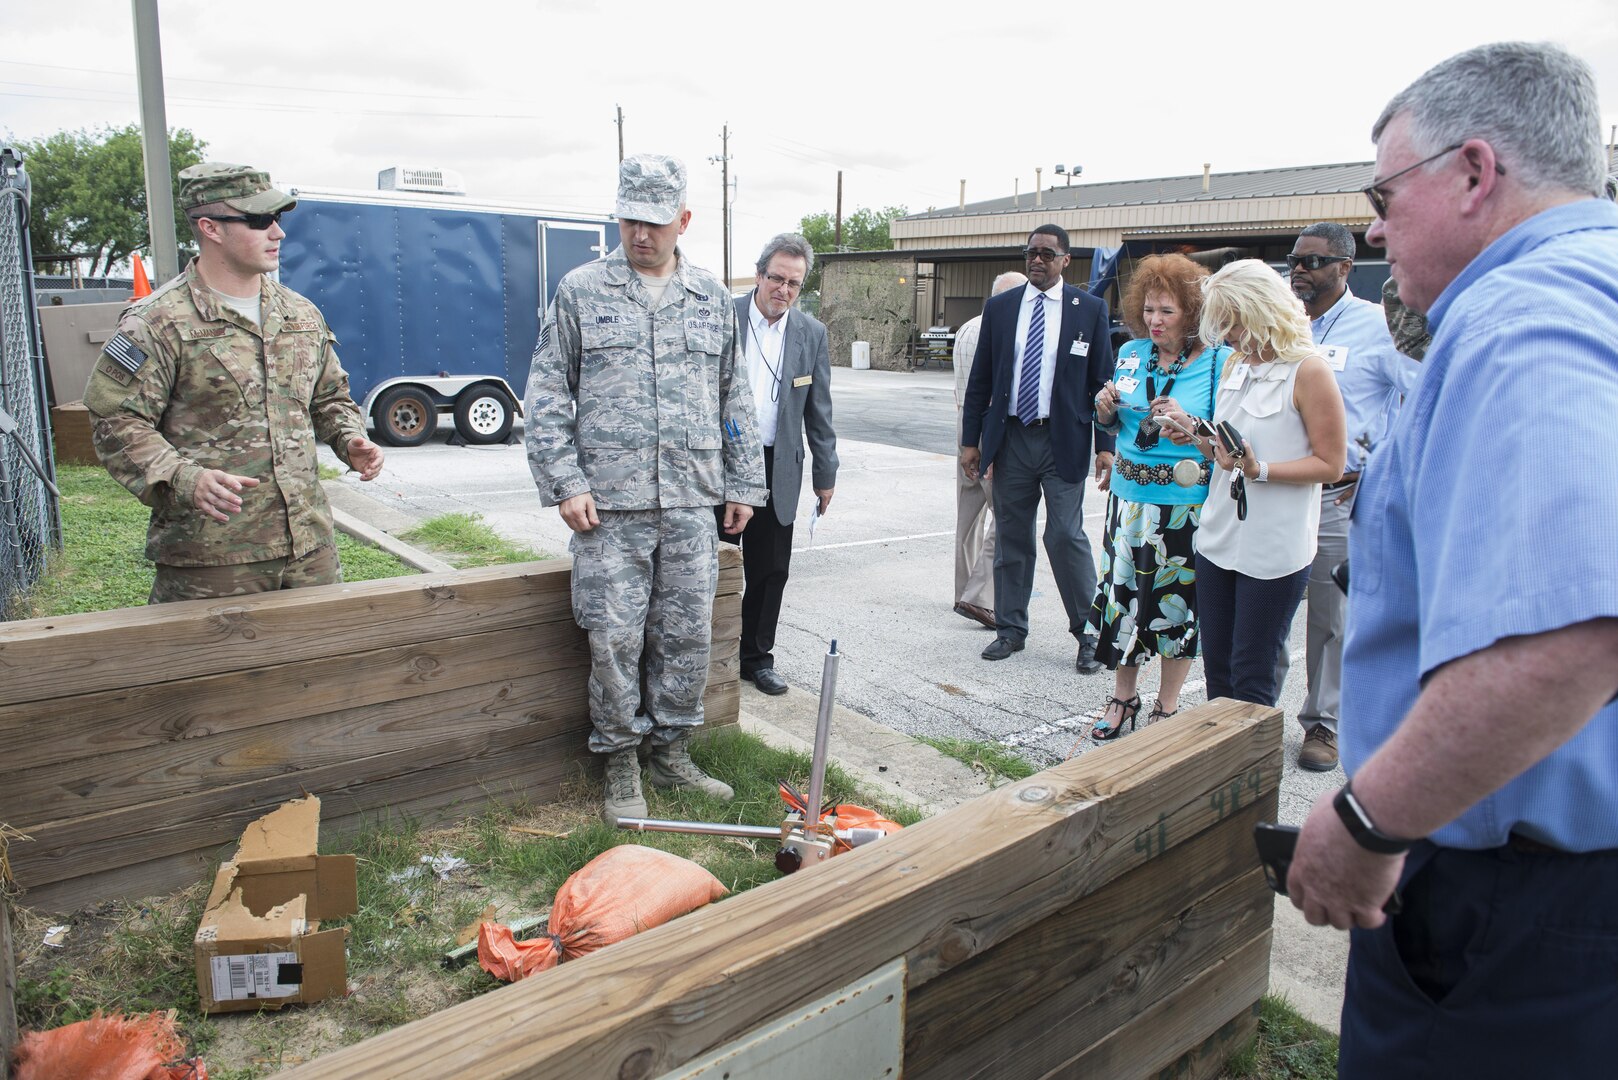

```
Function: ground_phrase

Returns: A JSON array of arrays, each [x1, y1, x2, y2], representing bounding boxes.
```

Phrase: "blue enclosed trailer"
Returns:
[[278, 184, 617, 446]]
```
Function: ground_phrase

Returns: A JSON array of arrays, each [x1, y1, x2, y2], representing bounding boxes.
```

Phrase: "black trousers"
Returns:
[[717, 444, 794, 675], [1193, 554, 1307, 707], [1340, 840, 1618, 1078]]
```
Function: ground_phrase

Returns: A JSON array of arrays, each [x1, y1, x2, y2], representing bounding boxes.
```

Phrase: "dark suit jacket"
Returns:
[[960, 281, 1116, 483], [735, 293, 838, 525]]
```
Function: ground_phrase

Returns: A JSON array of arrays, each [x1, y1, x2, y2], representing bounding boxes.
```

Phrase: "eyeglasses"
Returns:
[[1285, 253, 1351, 272], [763, 272, 804, 291], [1362, 143, 1506, 218], [1022, 247, 1066, 262], [198, 210, 286, 230]]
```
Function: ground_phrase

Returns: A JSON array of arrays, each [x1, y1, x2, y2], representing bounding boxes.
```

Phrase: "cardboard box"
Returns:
[[194, 796, 357, 1013]]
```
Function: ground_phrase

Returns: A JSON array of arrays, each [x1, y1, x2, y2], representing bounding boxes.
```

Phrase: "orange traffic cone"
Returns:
[[130, 254, 152, 300]]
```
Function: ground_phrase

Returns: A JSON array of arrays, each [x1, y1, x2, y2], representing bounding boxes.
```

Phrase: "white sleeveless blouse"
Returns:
[[1195, 359, 1321, 579]]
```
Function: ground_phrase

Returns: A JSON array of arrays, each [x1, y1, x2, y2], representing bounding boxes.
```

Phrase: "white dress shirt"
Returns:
[[746, 294, 787, 447], [1008, 280, 1062, 420]]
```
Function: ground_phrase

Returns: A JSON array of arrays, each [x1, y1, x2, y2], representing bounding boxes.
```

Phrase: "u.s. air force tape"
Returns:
[[104, 333, 149, 374]]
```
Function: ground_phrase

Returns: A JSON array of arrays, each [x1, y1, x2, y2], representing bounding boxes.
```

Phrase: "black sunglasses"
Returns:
[[1362, 143, 1506, 218], [199, 210, 286, 231], [1285, 254, 1350, 272], [1022, 247, 1066, 262]]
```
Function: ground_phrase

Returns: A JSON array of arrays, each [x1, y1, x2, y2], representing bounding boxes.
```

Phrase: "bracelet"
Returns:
[[1254, 460, 1269, 483], [1332, 780, 1414, 855]]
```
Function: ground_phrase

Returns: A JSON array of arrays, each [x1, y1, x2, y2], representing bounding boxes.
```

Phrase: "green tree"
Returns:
[[796, 205, 906, 291], [19, 124, 207, 276]]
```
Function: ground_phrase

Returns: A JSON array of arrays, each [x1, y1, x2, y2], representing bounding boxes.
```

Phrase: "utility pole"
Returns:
[[834, 170, 843, 249], [131, 0, 178, 283], [616, 105, 624, 163], [708, 125, 732, 286]]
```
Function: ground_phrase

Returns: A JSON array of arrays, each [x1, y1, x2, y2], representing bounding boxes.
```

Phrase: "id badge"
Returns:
[[1225, 364, 1250, 390], [1322, 345, 1350, 371], [1117, 356, 1140, 372], [1116, 375, 1140, 394], [1070, 338, 1090, 357]]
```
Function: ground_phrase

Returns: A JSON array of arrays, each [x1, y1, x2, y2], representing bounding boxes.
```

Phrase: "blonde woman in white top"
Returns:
[[1161, 260, 1345, 707]]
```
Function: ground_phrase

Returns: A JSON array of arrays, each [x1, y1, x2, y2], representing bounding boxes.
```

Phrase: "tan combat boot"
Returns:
[[601, 748, 648, 824], [648, 739, 734, 801]]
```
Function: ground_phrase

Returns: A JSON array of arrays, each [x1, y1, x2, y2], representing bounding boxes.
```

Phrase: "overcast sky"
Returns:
[[5, 0, 1617, 279]]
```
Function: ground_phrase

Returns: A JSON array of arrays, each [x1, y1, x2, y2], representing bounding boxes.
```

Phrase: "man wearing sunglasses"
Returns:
[[960, 225, 1115, 672], [84, 162, 382, 603], [1282, 43, 1618, 1077], [1279, 223, 1418, 773]]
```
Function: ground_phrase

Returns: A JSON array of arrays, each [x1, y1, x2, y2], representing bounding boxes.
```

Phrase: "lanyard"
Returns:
[[749, 320, 783, 403]]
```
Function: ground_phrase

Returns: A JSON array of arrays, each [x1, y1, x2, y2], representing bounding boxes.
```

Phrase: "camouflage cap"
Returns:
[[1381, 275, 1430, 361], [615, 154, 686, 225], [178, 162, 296, 214]]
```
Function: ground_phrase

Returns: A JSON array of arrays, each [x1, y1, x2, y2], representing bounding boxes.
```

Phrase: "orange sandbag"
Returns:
[[14, 1011, 206, 1080], [478, 845, 727, 981]]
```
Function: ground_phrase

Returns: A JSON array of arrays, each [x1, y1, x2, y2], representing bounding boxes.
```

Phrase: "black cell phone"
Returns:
[[1253, 822, 1299, 897], [1252, 821, 1404, 915]]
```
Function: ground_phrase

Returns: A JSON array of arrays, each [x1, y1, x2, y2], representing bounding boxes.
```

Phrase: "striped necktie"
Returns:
[[1017, 292, 1046, 425]]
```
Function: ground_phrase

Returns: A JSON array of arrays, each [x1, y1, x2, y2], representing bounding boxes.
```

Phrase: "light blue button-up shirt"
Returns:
[[1342, 198, 1618, 851], [1310, 285, 1419, 472]]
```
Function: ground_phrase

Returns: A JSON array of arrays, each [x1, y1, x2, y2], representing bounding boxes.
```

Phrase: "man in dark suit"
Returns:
[[718, 233, 838, 695], [960, 224, 1115, 672]]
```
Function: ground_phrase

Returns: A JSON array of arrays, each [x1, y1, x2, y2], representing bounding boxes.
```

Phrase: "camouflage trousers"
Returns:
[[569, 507, 718, 754], [149, 544, 341, 604]]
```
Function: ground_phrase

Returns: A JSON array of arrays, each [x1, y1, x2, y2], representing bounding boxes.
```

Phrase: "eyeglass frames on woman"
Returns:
[[196, 210, 286, 231], [1285, 254, 1351, 271], [1362, 143, 1505, 219]]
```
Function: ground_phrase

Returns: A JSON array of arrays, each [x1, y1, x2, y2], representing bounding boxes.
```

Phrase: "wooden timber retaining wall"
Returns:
[[0, 549, 743, 912], [278, 699, 1282, 1080]]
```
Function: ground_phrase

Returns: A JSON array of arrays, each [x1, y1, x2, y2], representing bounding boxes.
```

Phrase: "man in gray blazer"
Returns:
[[718, 233, 838, 695]]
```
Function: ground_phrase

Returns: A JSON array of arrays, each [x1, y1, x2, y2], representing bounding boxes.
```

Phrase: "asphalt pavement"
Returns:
[[320, 362, 1350, 1031]]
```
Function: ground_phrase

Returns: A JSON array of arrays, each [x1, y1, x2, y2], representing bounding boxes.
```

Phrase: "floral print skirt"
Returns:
[[1086, 493, 1203, 668]]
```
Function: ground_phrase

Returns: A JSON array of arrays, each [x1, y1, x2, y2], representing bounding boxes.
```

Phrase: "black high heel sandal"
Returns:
[[1148, 700, 1178, 724], [1090, 694, 1141, 742]]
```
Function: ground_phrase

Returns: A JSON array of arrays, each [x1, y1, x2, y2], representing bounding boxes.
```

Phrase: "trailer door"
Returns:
[[539, 223, 608, 309]]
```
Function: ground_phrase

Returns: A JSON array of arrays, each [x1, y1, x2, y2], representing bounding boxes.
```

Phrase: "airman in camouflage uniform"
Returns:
[[526, 154, 767, 823], [1380, 275, 1430, 361], [83, 163, 384, 603]]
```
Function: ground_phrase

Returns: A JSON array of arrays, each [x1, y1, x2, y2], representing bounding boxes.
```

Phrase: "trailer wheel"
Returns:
[[375, 386, 438, 447], [453, 385, 517, 445]]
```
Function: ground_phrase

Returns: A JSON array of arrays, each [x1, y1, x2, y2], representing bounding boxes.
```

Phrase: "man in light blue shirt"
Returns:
[[1280, 222, 1419, 772], [1284, 42, 1618, 1078]]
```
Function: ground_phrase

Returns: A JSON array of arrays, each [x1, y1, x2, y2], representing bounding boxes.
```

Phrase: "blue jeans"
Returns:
[[1193, 554, 1307, 707]]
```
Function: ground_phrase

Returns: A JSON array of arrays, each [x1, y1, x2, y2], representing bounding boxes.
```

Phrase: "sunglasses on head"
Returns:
[[198, 210, 285, 230], [1285, 253, 1350, 272]]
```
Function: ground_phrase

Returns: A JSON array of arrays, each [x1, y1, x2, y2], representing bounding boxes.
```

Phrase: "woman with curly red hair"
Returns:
[[1083, 254, 1232, 742]]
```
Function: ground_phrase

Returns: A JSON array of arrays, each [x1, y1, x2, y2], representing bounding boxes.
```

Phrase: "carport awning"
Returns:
[[1122, 220, 1375, 241]]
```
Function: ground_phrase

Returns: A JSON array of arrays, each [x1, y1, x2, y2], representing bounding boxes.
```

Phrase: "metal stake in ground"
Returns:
[[616, 641, 880, 872]]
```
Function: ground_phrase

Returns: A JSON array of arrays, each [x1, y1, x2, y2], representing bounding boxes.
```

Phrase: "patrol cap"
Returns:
[[179, 162, 297, 214], [615, 154, 686, 225]]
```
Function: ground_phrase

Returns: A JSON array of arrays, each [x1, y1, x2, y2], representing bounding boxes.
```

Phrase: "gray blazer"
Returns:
[[734, 293, 838, 526]]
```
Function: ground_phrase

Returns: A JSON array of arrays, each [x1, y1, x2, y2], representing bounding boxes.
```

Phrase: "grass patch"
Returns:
[[1221, 995, 1339, 1079], [11, 728, 920, 1077], [918, 735, 1037, 784], [317, 463, 343, 481], [399, 512, 546, 568], [7, 465, 415, 619]]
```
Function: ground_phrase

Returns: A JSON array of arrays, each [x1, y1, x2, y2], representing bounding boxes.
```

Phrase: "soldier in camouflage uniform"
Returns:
[[84, 163, 384, 603], [526, 154, 767, 824], [1380, 276, 1431, 361]]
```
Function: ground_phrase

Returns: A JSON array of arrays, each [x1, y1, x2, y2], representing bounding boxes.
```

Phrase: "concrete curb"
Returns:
[[323, 480, 456, 574]]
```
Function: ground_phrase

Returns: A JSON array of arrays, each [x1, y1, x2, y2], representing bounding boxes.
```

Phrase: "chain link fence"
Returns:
[[0, 147, 62, 618]]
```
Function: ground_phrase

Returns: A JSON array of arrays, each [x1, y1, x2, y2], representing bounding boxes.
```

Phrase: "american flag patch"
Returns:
[[104, 333, 148, 374]]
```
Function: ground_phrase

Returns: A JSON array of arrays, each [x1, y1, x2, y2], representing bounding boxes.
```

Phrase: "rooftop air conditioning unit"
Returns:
[[377, 165, 467, 195]]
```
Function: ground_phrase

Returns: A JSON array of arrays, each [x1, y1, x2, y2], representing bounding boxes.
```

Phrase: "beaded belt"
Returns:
[[1115, 456, 1210, 487]]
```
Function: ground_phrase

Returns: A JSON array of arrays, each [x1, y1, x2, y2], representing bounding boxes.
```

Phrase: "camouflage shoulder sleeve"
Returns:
[[307, 322, 367, 460], [82, 309, 201, 508], [524, 280, 588, 506], [716, 300, 767, 506]]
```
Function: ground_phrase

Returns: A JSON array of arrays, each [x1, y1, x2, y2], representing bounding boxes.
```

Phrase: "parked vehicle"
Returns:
[[279, 172, 617, 446]]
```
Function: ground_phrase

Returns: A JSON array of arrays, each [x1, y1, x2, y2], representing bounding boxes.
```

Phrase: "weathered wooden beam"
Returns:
[[276, 699, 1281, 1079], [1, 891, 15, 1080]]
